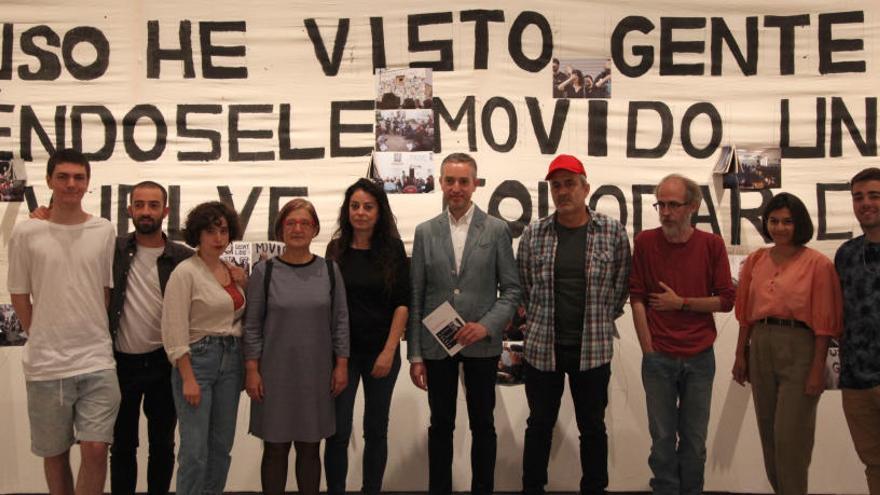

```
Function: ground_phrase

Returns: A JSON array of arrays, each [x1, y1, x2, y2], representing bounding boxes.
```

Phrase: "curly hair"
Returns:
[[327, 178, 401, 293], [182, 201, 242, 248]]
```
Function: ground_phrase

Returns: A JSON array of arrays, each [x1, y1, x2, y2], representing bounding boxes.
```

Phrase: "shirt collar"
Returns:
[[448, 202, 475, 227]]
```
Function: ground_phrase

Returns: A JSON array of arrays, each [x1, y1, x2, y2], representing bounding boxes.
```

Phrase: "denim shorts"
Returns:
[[26, 368, 121, 457]]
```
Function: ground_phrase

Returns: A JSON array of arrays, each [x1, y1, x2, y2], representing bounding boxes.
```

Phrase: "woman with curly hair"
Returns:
[[161, 201, 246, 495]]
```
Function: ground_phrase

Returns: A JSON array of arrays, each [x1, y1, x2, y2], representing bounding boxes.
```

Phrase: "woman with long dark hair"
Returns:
[[733, 192, 843, 495], [323, 178, 410, 495]]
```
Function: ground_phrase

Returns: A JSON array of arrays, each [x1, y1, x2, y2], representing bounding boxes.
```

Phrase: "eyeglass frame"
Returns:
[[652, 201, 688, 211]]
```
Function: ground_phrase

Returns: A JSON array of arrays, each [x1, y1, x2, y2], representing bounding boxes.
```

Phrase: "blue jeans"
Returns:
[[324, 350, 401, 495], [171, 336, 243, 495], [641, 347, 715, 495]]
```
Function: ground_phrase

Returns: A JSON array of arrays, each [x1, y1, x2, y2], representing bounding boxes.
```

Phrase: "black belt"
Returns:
[[760, 316, 809, 329]]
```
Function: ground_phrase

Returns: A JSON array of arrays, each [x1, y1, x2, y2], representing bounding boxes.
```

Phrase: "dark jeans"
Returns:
[[522, 345, 611, 495], [110, 348, 177, 495], [324, 349, 401, 495], [425, 355, 498, 495]]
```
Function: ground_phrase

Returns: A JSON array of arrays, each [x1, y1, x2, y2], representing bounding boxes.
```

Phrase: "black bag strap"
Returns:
[[326, 257, 335, 310], [262, 258, 274, 322]]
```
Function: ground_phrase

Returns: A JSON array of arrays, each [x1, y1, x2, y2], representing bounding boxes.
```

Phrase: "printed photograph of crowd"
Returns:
[[0, 304, 26, 346], [375, 110, 435, 152], [371, 151, 435, 194], [736, 147, 782, 190], [375, 68, 433, 109], [0, 160, 26, 202], [552, 57, 611, 99]]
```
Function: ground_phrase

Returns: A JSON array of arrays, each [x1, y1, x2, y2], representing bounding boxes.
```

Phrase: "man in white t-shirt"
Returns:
[[106, 181, 192, 495], [8, 148, 118, 495]]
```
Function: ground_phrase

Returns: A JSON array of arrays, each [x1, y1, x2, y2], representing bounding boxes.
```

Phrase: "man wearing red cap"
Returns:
[[629, 174, 734, 495], [517, 154, 631, 495]]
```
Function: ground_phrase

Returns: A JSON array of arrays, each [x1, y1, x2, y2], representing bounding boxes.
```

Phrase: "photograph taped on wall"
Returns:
[[0, 159, 26, 202], [375, 109, 435, 153], [0, 304, 26, 346], [552, 58, 611, 99], [375, 68, 433, 110], [371, 151, 435, 194]]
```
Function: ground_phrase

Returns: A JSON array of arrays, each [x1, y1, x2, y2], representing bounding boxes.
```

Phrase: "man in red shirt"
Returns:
[[629, 174, 735, 495]]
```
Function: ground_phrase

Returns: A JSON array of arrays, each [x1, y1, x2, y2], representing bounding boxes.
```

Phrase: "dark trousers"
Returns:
[[110, 348, 177, 495], [324, 350, 402, 495], [522, 346, 611, 495], [425, 355, 498, 495]]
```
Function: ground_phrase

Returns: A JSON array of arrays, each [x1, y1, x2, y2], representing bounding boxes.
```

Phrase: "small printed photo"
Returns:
[[0, 159, 26, 202], [552, 58, 611, 99], [221, 241, 252, 275], [436, 317, 464, 350], [736, 147, 781, 190], [497, 341, 525, 386], [0, 304, 26, 346], [252, 241, 284, 264], [375, 109, 434, 152], [497, 304, 528, 386], [375, 68, 433, 110], [371, 151, 435, 194]]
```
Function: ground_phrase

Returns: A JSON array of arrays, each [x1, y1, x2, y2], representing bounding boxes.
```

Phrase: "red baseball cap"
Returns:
[[545, 154, 586, 180]]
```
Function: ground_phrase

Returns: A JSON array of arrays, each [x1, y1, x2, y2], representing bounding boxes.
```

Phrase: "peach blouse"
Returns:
[[734, 247, 843, 337]]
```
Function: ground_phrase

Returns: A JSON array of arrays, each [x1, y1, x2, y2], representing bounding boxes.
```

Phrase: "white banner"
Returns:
[[0, 1, 873, 492]]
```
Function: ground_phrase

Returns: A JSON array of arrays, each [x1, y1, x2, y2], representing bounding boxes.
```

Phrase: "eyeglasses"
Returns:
[[652, 201, 686, 211], [284, 219, 315, 229]]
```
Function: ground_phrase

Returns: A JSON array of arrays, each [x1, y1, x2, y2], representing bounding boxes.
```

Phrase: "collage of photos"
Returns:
[[552, 58, 611, 99], [372, 68, 436, 194]]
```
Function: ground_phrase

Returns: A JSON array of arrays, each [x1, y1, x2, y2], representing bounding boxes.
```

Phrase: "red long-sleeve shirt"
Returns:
[[629, 228, 735, 357]]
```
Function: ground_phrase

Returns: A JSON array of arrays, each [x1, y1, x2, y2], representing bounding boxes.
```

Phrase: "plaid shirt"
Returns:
[[517, 208, 631, 371]]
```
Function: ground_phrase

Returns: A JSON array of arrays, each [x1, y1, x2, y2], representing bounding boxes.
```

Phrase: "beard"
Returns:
[[133, 216, 161, 235]]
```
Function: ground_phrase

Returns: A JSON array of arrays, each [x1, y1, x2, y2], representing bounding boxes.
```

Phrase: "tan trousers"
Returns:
[[843, 386, 880, 495], [749, 323, 819, 495]]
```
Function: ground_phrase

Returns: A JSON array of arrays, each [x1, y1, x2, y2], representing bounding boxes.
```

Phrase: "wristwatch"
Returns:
[[680, 298, 690, 311]]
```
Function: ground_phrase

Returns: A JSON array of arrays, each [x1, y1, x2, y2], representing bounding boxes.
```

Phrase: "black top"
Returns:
[[331, 238, 410, 355], [554, 220, 588, 348]]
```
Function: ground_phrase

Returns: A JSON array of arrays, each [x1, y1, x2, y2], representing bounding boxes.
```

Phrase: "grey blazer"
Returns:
[[407, 205, 521, 360]]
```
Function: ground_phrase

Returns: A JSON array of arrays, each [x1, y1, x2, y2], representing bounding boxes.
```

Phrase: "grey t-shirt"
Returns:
[[554, 220, 587, 348]]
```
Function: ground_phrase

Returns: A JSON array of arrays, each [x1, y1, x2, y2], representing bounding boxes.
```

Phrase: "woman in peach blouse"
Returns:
[[733, 192, 842, 495]]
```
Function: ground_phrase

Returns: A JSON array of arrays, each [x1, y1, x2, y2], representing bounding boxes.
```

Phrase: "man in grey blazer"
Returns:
[[408, 152, 521, 495]]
